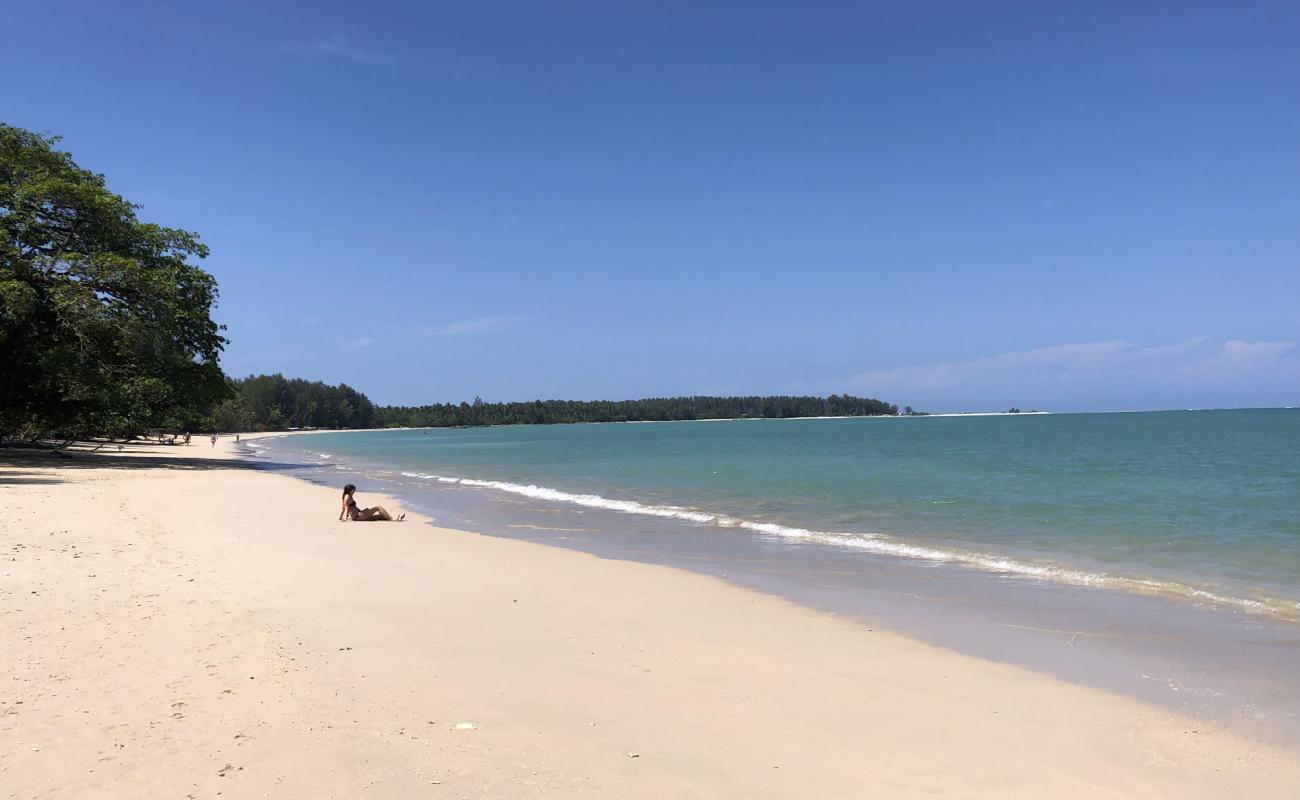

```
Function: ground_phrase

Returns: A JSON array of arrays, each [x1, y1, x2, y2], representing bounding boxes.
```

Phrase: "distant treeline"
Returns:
[[374, 394, 899, 427], [209, 374, 899, 431]]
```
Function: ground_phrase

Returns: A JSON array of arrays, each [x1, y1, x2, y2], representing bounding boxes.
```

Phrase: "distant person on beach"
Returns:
[[235, 434, 240, 443], [339, 484, 405, 522], [210, 434, 217, 447]]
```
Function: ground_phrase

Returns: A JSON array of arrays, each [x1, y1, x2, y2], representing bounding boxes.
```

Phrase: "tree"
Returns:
[[0, 124, 230, 442], [212, 374, 377, 431], [208, 394, 255, 432]]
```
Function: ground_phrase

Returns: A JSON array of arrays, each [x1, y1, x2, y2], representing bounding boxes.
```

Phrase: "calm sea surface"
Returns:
[[258, 409, 1300, 620]]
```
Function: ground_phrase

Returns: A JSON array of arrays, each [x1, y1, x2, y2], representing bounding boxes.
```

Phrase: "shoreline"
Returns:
[[248, 428, 1300, 627], [5, 439, 1299, 796], [251, 429, 1300, 747]]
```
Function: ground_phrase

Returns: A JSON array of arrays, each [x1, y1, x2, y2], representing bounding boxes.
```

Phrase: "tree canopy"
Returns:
[[210, 374, 376, 432], [0, 124, 229, 442]]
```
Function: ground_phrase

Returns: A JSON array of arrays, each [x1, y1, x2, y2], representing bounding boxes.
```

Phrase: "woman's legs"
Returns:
[[359, 506, 394, 521]]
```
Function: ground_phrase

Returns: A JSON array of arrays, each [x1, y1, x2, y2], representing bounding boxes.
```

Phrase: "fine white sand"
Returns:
[[3, 437, 1297, 798]]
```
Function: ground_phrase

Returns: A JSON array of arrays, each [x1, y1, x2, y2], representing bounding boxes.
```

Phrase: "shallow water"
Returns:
[[263, 410, 1300, 619]]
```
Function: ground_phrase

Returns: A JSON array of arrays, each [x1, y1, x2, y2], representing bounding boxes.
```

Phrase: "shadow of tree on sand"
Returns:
[[0, 469, 66, 485], [0, 447, 313, 485]]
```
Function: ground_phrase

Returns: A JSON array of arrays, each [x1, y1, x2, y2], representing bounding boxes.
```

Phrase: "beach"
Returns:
[[4, 438, 1299, 798]]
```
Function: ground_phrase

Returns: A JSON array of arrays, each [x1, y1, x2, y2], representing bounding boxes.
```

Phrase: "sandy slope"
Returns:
[[2, 438, 1297, 798]]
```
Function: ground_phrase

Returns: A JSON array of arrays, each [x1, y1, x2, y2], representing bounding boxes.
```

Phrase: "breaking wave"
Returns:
[[394, 472, 1299, 621]]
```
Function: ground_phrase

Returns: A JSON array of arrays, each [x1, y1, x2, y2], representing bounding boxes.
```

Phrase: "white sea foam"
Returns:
[[456, 478, 719, 523], [385, 470, 1293, 620]]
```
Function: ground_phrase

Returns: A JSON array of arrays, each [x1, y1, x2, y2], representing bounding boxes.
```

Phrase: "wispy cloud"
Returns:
[[848, 340, 1138, 391], [842, 338, 1300, 411], [415, 316, 522, 337], [1131, 336, 1210, 358], [440, 316, 519, 336], [286, 34, 396, 65], [1220, 340, 1295, 361], [345, 317, 521, 351]]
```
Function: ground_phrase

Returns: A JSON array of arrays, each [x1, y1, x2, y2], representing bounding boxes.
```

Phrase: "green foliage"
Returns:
[[377, 393, 898, 428], [215, 374, 376, 431], [0, 124, 230, 441], [219, 376, 899, 432]]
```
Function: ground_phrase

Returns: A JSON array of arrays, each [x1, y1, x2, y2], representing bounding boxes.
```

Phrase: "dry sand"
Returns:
[[3, 437, 1298, 798]]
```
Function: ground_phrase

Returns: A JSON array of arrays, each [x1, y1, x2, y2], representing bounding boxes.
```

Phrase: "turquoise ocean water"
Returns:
[[259, 408, 1300, 621]]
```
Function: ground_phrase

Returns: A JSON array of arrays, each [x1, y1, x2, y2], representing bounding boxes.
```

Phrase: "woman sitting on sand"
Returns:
[[339, 484, 405, 522]]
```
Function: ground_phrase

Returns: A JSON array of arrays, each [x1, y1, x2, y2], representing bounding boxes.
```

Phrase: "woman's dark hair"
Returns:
[[343, 484, 356, 497]]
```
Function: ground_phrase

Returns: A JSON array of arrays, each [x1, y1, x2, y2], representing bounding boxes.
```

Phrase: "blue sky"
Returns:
[[4, 1, 1298, 411]]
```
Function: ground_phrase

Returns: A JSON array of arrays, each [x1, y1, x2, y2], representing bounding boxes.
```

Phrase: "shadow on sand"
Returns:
[[0, 445, 312, 486]]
